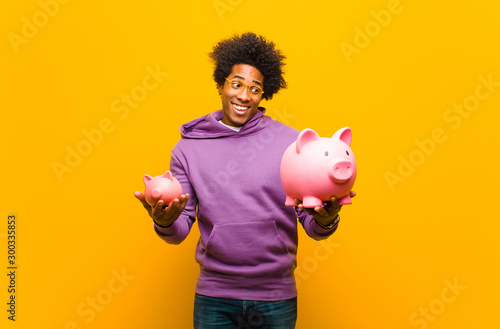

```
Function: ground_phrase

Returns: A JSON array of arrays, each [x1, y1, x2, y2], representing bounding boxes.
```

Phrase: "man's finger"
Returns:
[[297, 204, 314, 216], [170, 195, 189, 218], [134, 191, 147, 204], [178, 194, 189, 211], [314, 207, 329, 217], [152, 200, 165, 217], [134, 191, 153, 210]]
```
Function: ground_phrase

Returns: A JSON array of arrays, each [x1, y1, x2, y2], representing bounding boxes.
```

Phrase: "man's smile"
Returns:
[[232, 103, 251, 113]]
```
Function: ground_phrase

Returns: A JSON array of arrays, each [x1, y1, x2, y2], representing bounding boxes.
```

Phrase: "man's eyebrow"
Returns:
[[231, 75, 263, 87]]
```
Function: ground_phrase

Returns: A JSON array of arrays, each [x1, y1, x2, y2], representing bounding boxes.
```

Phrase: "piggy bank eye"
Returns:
[[346, 150, 350, 156], [324, 151, 329, 156]]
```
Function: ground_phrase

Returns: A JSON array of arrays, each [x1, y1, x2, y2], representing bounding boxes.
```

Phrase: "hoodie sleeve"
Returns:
[[153, 147, 197, 245], [296, 207, 338, 240]]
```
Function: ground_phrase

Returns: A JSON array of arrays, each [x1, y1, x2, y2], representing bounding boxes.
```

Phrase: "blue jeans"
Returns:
[[193, 293, 297, 329]]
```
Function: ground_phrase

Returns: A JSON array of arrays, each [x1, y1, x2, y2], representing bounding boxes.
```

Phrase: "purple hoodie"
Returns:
[[155, 108, 338, 301]]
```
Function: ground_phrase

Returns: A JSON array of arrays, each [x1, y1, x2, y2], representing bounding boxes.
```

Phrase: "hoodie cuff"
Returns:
[[154, 220, 180, 237], [312, 217, 339, 236]]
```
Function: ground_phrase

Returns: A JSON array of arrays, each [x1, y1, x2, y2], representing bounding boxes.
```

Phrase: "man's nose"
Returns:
[[237, 86, 251, 101]]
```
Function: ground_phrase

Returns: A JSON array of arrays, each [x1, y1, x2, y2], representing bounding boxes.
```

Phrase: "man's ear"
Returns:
[[217, 83, 224, 96]]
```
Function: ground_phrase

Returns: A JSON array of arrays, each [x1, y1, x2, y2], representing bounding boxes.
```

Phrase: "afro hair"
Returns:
[[209, 32, 287, 100]]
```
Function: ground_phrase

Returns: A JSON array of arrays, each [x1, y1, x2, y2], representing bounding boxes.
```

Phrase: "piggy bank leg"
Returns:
[[302, 196, 323, 208], [285, 196, 299, 206], [338, 194, 352, 205]]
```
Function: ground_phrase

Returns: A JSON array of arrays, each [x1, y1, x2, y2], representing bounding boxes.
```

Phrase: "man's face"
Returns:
[[218, 64, 264, 127]]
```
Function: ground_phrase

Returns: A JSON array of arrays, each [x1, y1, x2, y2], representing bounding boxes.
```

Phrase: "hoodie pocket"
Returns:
[[198, 221, 294, 277]]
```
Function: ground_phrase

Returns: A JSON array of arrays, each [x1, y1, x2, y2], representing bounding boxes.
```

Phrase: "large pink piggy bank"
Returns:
[[280, 127, 357, 208], [142, 171, 183, 207]]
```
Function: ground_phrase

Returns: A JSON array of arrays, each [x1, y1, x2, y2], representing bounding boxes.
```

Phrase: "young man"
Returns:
[[135, 32, 355, 329]]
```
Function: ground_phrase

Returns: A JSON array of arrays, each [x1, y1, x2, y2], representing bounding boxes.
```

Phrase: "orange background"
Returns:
[[1, 0, 499, 328]]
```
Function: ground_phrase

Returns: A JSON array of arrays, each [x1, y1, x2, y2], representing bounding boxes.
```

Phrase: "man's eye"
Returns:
[[232, 82, 241, 88], [250, 87, 261, 94]]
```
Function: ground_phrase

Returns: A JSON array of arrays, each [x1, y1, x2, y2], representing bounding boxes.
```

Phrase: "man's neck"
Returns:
[[218, 120, 242, 132]]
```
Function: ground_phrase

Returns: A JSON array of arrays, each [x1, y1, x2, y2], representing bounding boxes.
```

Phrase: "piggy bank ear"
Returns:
[[162, 171, 173, 181], [296, 129, 321, 154], [143, 174, 153, 185], [332, 127, 352, 146]]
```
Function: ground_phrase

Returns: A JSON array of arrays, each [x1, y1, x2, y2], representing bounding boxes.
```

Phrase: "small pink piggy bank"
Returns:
[[142, 171, 183, 207], [280, 127, 357, 208]]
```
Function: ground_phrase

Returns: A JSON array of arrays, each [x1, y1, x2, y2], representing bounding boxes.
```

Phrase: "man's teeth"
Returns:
[[234, 104, 249, 111]]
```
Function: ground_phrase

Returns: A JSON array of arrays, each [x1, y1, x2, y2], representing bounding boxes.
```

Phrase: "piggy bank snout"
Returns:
[[151, 188, 162, 199], [329, 159, 354, 183]]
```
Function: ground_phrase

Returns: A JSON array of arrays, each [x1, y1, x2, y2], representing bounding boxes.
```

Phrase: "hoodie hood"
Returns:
[[180, 107, 271, 139]]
